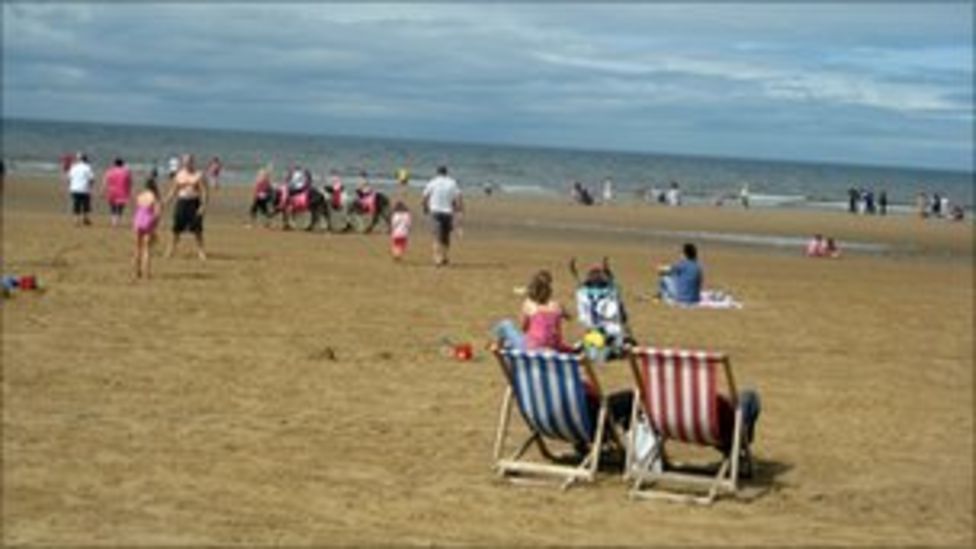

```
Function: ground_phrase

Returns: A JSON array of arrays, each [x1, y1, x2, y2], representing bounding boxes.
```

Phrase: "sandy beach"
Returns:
[[2, 176, 972, 545]]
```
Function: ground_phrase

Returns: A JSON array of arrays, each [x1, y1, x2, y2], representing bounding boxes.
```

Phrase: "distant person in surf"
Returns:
[[740, 183, 750, 209], [206, 156, 223, 190], [572, 181, 594, 206], [167, 155, 181, 180], [396, 165, 411, 188], [602, 177, 614, 204], [666, 181, 682, 206]]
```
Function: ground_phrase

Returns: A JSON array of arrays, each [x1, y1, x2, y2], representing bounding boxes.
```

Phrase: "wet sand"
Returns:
[[2, 177, 972, 545]]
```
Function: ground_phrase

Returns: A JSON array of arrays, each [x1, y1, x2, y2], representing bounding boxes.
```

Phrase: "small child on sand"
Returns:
[[390, 200, 411, 261], [132, 177, 162, 279]]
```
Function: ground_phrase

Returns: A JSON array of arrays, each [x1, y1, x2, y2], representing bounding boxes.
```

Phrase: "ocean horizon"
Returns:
[[3, 117, 973, 211]]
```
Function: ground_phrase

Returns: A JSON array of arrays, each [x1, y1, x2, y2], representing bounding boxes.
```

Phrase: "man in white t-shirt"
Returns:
[[422, 165, 463, 267], [66, 153, 95, 226]]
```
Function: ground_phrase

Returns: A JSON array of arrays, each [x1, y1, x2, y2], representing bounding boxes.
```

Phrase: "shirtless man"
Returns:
[[163, 154, 209, 260]]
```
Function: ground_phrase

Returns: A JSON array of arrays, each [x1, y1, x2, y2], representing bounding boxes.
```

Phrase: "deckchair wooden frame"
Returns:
[[491, 347, 615, 490], [625, 347, 750, 505]]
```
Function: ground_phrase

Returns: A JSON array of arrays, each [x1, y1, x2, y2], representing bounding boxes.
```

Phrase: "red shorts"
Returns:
[[391, 236, 408, 254]]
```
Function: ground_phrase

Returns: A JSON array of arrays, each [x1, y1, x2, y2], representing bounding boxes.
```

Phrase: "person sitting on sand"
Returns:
[[825, 237, 841, 258], [657, 243, 702, 304], [132, 177, 162, 279], [806, 234, 827, 257], [950, 204, 965, 222]]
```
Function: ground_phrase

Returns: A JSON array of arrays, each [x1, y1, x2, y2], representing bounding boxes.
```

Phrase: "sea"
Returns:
[[2, 118, 972, 213]]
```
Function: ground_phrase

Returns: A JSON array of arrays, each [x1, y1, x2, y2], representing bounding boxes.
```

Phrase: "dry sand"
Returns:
[[2, 177, 973, 545]]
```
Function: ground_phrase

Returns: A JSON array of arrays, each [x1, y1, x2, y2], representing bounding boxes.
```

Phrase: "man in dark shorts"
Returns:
[[164, 154, 209, 260], [66, 153, 95, 226], [422, 165, 463, 266]]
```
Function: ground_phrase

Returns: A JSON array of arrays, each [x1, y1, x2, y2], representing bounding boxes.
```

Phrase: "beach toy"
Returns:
[[2, 276, 18, 290], [583, 330, 605, 349], [19, 275, 36, 291], [454, 343, 474, 361]]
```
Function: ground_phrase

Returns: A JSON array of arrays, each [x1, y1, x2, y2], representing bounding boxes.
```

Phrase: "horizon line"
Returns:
[[2, 114, 973, 176]]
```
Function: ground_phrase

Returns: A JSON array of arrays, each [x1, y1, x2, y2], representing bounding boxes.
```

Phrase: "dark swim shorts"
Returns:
[[173, 197, 203, 234], [431, 212, 453, 246]]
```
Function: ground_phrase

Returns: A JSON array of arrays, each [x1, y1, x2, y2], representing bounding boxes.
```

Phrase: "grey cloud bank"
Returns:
[[2, 3, 973, 171]]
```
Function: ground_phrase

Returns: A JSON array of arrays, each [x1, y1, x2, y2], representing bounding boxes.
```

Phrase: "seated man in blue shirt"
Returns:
[[658, 243, 702, 304]]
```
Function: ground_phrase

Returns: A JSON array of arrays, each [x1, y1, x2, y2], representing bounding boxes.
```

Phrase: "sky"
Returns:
[[2, 2, 973, 171]]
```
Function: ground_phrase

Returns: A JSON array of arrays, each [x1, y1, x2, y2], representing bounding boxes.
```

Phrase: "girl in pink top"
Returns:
[[520, 270, 573, 352], [132, 177, 162, 279], [390, 200, 411, 261], [103, 158, 133, 227]]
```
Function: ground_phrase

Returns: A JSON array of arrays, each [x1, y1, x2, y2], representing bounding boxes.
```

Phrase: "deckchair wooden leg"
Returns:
[[727, 406, 744, 492], [588, 399, 609, 476], [624, 396, 640, 479], [493, 388, 514, 462]]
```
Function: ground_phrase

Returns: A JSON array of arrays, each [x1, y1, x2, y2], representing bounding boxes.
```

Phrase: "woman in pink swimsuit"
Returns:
[[132, 176, 162, 279]]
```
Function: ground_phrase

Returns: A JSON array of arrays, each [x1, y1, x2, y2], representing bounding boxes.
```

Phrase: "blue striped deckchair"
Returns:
[[491, 347, 612, 489]]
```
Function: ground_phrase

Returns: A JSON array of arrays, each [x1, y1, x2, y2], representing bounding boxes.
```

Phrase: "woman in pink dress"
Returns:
[[102, 158, 133, 227]]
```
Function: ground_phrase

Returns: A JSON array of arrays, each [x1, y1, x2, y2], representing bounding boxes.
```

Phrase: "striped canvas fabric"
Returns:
[[635, 348, 724, 447], [500, 349, 593, 444]]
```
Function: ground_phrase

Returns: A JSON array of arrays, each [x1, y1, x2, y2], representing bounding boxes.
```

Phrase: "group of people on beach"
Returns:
[[571, 179, 686, 207], [61, 151, 465, 277], [847, 186, 888, 216], [493, 245, 760, 465], [62, 152, 210, 278], [916, 191, 964, 221], [805, 234, 841, 259]]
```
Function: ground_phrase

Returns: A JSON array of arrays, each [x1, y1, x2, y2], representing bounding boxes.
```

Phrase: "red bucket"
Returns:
[[19, 275, 36, 290], [454, 343, 473, 361]]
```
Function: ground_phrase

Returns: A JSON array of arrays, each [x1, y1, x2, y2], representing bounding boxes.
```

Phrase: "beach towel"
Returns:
[[664, 289, 743, 309]]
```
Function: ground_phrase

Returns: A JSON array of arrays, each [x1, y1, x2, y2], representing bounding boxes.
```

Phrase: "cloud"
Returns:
[[1, 3, 972, 170]]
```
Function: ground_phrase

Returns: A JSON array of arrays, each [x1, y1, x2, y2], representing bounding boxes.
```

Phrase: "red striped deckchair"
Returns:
[[491, 347, 617, 489], [626, 346, 751, 504]]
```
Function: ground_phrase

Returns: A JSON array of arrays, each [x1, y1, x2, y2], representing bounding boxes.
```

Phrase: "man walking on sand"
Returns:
[[67, 152, 96, 227], [163, 154, 209, 261], [422, 165, 463, 267]]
